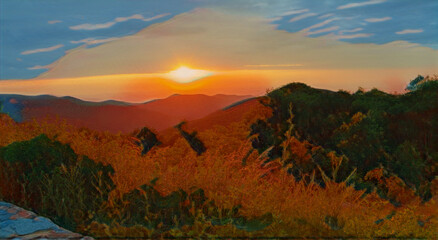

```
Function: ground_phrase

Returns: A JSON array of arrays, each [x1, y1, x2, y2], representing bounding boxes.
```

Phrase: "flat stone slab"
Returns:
[[0, 201, 92, 239]]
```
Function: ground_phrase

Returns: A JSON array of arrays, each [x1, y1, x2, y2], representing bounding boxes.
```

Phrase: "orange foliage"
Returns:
[[282, 136, 312, 166], [365, 168, 420, 205], [339, 112, 366, 131], [1, 112, 437, 238]]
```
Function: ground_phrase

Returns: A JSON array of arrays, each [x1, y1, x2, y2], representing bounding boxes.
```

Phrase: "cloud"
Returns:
[[70, 37, 120, 45], [307, 26, 340, 36], [70, 13, 170, 30], [365, 17, 391, 23], [114, 14, 144, 22], [337, 0, 386, 10], [28, 65, 51, 70], [331, 33, 373, 39], [2, 9, 437, 100], [48, 20, 62, 24], [299, 18, 339, 33], [289, 13, 317, 22], [143, 13, 170, 21], [339, 28, 363, 34], [21, 44, 64, 55], [70, 22, 114, 30], [34, 8, 438, 80], [318, 13, 334, 19], [396, 29, 424, 34], [279, 9, 309, 17], [386, 41, 421, 48]]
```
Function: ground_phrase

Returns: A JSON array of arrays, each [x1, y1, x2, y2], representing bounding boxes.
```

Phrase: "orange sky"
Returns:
[[0, 67, 436, 102], [0, 9, 437, 102]]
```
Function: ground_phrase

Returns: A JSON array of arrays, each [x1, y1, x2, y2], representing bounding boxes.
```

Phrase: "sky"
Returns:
[[0, 0, 437, 102]]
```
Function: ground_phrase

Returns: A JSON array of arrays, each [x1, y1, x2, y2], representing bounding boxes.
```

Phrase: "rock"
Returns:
[[0, 201, 92, 239]]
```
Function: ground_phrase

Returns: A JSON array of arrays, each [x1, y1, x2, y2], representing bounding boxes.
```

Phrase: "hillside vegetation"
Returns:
[[0, 78, 437, 238], [251, 79, 438, 202]]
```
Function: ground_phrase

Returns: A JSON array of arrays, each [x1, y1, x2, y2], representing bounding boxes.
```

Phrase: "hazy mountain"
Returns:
[[0, 94, 252, 133]]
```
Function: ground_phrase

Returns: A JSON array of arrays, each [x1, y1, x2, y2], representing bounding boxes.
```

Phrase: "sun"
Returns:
[[165, 66, 213, 83]]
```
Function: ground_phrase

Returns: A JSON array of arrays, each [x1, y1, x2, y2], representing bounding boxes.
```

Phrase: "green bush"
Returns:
[[99, 183, 272, 237], [249, 80, 438, 200], [0, 134, 115, 229]]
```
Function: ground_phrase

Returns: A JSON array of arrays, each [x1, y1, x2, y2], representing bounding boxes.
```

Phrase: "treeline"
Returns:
[[250, 76, 438, 203]]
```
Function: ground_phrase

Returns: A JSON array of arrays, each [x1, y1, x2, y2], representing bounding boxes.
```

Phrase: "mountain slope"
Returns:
[[140, 94, 253, 120], [158, 97, 271, 146], [0, 94, 252, 133]]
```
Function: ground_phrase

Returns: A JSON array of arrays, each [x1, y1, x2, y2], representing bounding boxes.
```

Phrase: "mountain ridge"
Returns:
[[0, 93, 253, 133]]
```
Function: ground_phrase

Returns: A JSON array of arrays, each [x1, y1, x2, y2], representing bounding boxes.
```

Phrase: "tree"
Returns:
[[406, 75, 425, 91], [175, 121, 206, 155], [390, 141, 425, 189], [406, 74, 438, 91], [135, 127, 160, 155]]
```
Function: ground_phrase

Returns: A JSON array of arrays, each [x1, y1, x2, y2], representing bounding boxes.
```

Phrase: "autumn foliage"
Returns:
[[0, 80, 437, 238]]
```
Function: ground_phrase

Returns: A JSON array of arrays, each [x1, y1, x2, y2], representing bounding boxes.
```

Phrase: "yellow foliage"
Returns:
[[339, 112, 366, 131], [0, 114, 437, 238]]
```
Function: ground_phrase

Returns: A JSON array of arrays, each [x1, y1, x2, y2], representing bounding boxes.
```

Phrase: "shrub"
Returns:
[[0, 134, 115, 229], [85, 184, 272, 238]]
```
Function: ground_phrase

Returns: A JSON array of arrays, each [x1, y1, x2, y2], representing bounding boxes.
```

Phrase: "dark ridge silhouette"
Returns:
[[175, 121, 206, 156]]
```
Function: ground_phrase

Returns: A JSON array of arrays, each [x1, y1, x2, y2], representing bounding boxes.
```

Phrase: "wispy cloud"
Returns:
[[339, 28, 363, 34], [396, 29, 424, 34], [143, 14, 170, 22], [318, 13, 334, 19], [332, 33, 373, 39], [365, 17, 391, 22], [280, 9, 309, 17], [21, 44, 64, 55], [28, 64, 51, 70], [70, 22, 114, 31], [70, 13, 169, 30], [337, 0, 386, 10], [70, 37, 120, 45], [385, 41, 421, 48], [289, 13, 317, 22], [307, 26, 340, 36], [48, 20, 62, 24], [299, 18, 339, 33], [28, 9, 438, 83]]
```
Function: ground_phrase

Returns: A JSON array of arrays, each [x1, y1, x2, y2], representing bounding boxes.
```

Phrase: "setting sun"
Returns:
[[165, 66, 213, 83]]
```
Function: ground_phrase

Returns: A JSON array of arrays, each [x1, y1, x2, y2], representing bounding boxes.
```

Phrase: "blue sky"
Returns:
[[1, 0, 437, 79]]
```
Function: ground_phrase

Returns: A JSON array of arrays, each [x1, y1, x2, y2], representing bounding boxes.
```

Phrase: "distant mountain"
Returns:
[[0, 94, 252, 133], [186, 97, 263, 131], [158, 97, 270, 146]]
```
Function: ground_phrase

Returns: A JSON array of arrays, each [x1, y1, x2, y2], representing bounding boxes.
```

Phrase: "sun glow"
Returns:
[[165, 66, 213, 83]]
